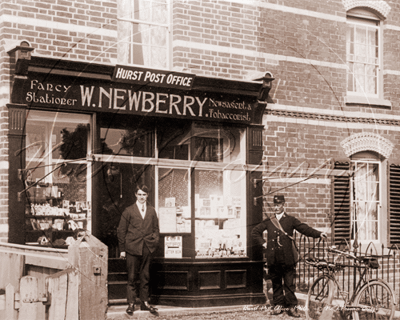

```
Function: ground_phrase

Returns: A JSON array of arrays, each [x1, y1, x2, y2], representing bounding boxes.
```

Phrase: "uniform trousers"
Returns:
[[269, 263, 297, 308], [126, 244, 151, 304]]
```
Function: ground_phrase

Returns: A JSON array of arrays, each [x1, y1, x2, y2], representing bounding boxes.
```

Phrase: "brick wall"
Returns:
[[0, 0, 399, 244]]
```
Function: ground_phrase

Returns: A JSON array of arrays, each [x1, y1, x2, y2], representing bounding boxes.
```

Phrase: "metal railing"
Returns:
[[294, 234, 400, 309]]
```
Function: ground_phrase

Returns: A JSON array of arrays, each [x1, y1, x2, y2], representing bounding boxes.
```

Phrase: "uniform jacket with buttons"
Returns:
[[117, 203, 160, 256], [252, 213, 321, 266]]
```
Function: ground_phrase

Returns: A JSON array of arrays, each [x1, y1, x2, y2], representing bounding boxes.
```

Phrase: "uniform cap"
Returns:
[[273, 195, 285, 204]]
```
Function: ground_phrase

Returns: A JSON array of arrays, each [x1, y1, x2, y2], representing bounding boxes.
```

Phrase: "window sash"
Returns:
[[118, 0, 170, 68], [350, 161, 380, 242], [346, 18, 380, 96]]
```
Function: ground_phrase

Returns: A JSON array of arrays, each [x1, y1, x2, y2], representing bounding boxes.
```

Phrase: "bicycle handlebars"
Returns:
[[327, 246, 357, 260]]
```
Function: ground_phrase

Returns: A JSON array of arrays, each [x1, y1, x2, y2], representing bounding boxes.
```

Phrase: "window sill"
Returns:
[[345, 95, 391, 109]]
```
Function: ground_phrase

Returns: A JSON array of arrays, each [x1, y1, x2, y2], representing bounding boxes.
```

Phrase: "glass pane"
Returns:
[[151, 46, 167, 69], [118, 0, 169, 67], [100, 127, 154, 157], [158, 121, 190, 160], [365, 65, 377, 94], [151, 26, 167, 46], [152, 0, 168, 24], [132, 44, 145, 65], [352, 161, 380, 242], [355, 26, 366, 45], [24, 111, 91, 242], [355, 44, 367, 62], [368, 28, 377, 49], [158, 168, 191, 233], [354, 63, 365, 92], [194, 169, 246, 258], [136, 25, 151, 44], [138, 0, 151, 20], [118, 0, 135, 19], [192, 124, 245, 164]]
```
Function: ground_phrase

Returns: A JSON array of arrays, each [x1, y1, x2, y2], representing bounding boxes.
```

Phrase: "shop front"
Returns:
[[8, 50, 268, 307]]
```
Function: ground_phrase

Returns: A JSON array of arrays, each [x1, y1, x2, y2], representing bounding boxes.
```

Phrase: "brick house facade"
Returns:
[[0, 0, 399, 306]]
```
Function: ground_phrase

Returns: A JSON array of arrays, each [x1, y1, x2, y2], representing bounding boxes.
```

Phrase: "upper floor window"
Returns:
[[117, 0, 170, 68], [346, 15, 380, 97]]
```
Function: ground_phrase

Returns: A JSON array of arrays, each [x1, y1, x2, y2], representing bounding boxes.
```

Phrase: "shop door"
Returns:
[[95, 162, 153, 258]]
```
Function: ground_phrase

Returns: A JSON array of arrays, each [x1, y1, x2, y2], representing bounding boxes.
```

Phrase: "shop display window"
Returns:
[[157, 121, 190, 160], [158, 168, 190, 233], [24, 111, 91, 246], [100, 127, 154, 157], [194, 169, 246, 258], [192, 123, 245, 164], [95, 119, 248, 259]]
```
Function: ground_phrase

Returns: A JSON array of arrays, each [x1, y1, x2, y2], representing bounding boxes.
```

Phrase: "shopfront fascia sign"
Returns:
[[112, 65, 195, 90], [21, 73, 258, 125]]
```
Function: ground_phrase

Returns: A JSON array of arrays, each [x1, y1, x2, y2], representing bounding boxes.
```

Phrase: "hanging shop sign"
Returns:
[[112, 65, 195, 90], [20, 73, 257, 124]]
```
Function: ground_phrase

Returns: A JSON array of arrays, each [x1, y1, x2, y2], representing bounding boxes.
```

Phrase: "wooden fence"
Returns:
[[0, 233, 108, 320]]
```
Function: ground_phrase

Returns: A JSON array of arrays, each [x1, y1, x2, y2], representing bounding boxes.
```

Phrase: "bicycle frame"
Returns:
[[308, 247, 395, 316]]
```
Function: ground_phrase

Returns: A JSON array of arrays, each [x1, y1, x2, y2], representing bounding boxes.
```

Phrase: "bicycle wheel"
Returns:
[[352, 280, 395, 320], [306, 275, 337, 320]]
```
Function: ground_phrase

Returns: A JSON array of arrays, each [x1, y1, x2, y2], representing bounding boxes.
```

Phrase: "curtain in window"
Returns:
[[118, 0, 168, 67], [347, 19, 379, 95], [353, 163, 378, 241], [117, 0, 134, 65]]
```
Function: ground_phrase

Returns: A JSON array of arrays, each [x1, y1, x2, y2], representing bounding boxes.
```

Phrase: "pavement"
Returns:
[[106, 291, 400, 320], [106, 293, 310, 320]]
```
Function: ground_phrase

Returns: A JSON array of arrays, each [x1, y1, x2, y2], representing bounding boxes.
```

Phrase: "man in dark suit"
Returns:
[[117, 184, 160, 316], [252, 194, 327, 318]]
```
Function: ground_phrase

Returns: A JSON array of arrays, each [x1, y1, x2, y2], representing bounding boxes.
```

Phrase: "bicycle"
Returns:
[[305, 246, 396, 320]]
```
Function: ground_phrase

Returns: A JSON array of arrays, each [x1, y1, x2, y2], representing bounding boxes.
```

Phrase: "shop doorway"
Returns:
[[95, 162, 153, 258]]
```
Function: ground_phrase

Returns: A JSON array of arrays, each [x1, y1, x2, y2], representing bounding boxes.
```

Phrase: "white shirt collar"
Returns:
[[136, 201, 146, 218], [275, 212, 284, 221]]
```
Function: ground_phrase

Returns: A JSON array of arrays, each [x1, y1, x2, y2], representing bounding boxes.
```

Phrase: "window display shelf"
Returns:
[[25, 229, 76, 245]]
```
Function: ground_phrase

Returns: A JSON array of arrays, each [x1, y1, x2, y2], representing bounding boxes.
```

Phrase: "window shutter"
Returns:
[[332, 161, 351, 245], [389, 164, 400, 244]]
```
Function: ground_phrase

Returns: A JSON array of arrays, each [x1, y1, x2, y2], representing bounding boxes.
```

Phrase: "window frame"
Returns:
[[24, 110, 93, 233], [117, 0, 172, 69], [348, 153, 388, 247], [350, 160, 380, 244], [346, 14, 382, 99], [94, 119, 249, 259]]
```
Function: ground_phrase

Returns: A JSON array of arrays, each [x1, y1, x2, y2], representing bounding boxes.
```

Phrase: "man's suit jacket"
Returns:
[[117, 203, 160, 256], [252, 213, 321, 266]]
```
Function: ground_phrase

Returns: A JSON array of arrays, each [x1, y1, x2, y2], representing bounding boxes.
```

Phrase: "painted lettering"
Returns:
[[156, 93, 168, 114], [30, 80, 70, 93], [26, 92, 77, 106], [169, 94, 182, 115], [128, 90, 141, 111], [99, 87, 112, 109], [115, 67, 124, 79], [142, 91, 155, 112], [183, 96, 196, 116], [113, 88, 126, 110], [80, 85, 95, 107], [195, 97, 207, 117]]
